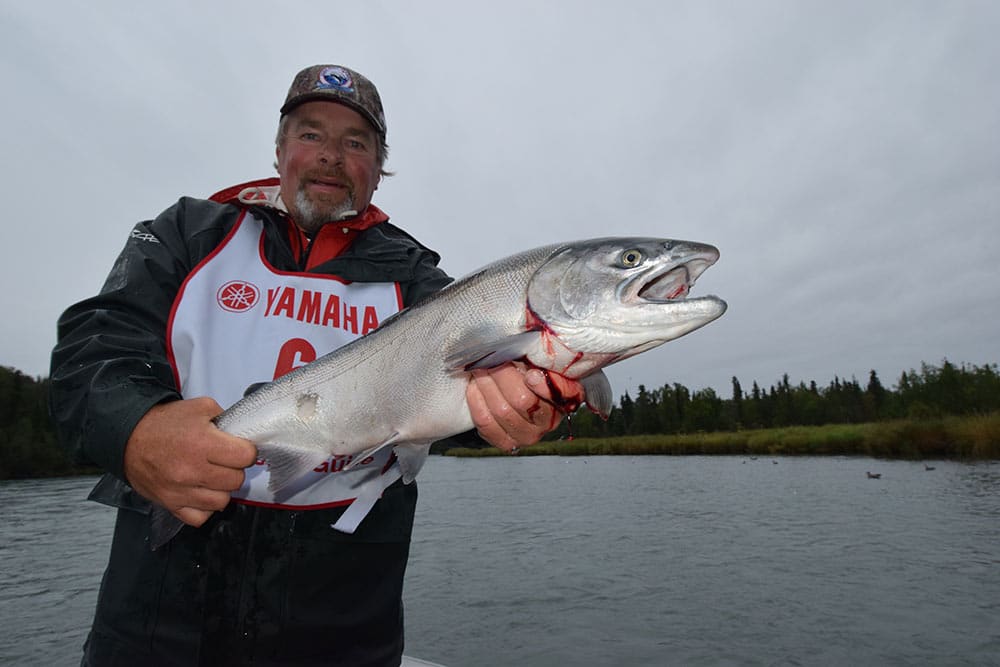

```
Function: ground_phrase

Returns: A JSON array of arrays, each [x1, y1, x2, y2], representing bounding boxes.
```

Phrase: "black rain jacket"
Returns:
[[49, 190, 457, 666]]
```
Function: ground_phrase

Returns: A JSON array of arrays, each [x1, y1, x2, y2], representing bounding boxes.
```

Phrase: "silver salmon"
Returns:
[[151, 237, 726, 547]]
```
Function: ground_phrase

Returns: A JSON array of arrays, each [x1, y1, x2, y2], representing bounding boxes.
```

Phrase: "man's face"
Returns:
[[276, 101, 381, 235]]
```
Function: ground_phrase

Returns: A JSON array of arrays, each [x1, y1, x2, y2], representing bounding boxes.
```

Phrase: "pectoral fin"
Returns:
[[444, 331, 545, 371]]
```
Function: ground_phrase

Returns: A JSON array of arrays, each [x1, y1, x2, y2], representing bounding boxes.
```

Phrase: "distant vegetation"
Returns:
[[441, 359, 1000, 459], [541, 359, 1000, 440], [0, 369, 95, 479], [2, 359, 999, 480], [447, 413, 1000, 460]]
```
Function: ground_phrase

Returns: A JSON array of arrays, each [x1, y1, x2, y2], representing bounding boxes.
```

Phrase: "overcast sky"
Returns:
[[3, 1, 998, 401]]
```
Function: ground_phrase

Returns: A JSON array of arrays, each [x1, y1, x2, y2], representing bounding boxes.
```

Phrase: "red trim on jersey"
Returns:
[[166, 211, 250, 390], [233, 496, 356, 510]]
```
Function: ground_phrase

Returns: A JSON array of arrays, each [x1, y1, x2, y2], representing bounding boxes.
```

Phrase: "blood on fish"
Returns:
[[537, 368, 585, 434], [524, 307, 562, 356], [525, 306, 588, 375], [543, 369, 585, 412], [516, 367, 583, 432], [562, 350, 586, 374], [524, 307, 546, 331]]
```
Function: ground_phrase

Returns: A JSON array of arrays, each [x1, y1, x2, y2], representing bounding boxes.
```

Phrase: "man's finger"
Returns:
[[205, 435, 258, 469], [466, 373, 519, 451], [174, 506, 214, 528], [470, 368, 524, 430], [201, 465, 247, 493]]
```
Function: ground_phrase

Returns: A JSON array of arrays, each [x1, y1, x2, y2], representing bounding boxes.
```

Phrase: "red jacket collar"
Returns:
[[208, 177, 389, 230], [285, 205, 390, 270], [209, 178, 390, 269]]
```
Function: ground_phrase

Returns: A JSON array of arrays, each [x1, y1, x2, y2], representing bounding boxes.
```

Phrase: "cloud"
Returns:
[[3, 1, 998, 401]]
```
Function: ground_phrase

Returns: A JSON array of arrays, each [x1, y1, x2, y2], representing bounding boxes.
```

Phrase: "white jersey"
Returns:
[[167, 212, 404, 530]]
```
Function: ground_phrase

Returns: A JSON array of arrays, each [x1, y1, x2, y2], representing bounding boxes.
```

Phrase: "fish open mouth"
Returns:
[[638, 265, 691, 301], [634, 255, 718, 303]]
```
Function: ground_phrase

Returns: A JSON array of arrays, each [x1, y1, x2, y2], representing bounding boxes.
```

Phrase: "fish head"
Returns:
[[526, 238, 727, 370]]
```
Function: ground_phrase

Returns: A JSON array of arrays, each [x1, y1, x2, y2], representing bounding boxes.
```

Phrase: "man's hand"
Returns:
[[466, 362, 584, 452], [123, 397, 258, 528]]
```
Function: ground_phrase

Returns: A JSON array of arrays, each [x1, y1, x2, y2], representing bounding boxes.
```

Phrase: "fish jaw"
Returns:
[[525, 238, 727, 371]]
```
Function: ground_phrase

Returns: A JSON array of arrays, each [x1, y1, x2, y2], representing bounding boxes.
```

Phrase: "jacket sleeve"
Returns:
[[48, 197, 230, 480], [402, 249, 453, 306]]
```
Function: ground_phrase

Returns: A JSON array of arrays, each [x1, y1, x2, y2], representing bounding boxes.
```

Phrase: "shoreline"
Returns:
[[445, 412, 1000, 460]]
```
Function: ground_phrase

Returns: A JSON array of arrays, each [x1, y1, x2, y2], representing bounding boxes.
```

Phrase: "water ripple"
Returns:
[[3, 460, 999, 666]]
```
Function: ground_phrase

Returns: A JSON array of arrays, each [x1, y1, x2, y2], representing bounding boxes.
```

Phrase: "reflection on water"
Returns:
[[2, 458, 998, 666], [958, 465, 1000, 504], [0, 477, 115, 665], [405, 456, 1000, 667]]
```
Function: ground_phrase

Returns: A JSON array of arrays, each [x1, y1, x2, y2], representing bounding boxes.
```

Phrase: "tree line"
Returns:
[[548, 359, 1000, 441], [2, 359, 998, 478], [0, 368, 77, 479]]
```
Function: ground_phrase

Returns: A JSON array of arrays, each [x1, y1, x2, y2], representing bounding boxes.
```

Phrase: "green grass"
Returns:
[[445, 412, 1000, 459]]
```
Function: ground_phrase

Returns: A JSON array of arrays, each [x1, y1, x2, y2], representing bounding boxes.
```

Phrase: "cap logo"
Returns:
[[316, 66, 355, 94]]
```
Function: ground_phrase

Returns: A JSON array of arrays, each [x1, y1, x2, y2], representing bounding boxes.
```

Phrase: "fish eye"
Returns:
[[620, 249, 643, 268]]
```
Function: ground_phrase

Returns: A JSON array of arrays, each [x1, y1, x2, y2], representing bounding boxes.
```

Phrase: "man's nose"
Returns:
[[318, 139, 344, 164]]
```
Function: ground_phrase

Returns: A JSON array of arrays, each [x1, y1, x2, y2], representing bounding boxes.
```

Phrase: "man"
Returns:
[[49, 64, 578, 667]]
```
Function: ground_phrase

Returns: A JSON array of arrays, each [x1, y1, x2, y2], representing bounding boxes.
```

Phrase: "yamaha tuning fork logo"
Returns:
[[217, 280, 260, 312]]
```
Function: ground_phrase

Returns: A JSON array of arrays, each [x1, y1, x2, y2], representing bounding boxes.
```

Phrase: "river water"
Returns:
[[1, 456, 998, 666]]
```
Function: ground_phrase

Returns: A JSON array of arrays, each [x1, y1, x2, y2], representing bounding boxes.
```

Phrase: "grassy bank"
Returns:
[[445, 412, 1000, 459]]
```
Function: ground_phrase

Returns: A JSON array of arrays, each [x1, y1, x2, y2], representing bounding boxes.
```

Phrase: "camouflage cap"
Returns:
[[280, 65, 387, 137]]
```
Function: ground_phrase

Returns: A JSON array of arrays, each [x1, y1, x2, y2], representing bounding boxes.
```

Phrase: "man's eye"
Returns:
[[346, 139, 367, 151], [300, 132, 322, 142]]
